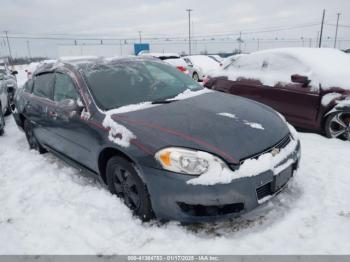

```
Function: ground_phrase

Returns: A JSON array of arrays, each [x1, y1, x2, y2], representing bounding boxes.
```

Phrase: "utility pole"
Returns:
[[26, 40, 32, 59], [120, 39, 123, 56], [4, 31, 13, 62], [138, 31, 142, 43], [316, 31, 320, 47], [334, 12, 341, 48], [238, 32, 242, 53], [319, 9, 326, 48], [186, 9, 193, 55], [257, 38, 260, 51]]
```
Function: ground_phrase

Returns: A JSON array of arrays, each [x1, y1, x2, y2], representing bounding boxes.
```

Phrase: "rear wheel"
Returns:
[[0, 107, 5, 136], [106, 156, 153, 221], [325, 112, 350, 141], [192, 72, 199, 82], [23, 120, 46, 153]]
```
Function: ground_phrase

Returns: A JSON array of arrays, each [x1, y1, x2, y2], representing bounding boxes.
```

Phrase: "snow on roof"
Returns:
[[59, 56, 98, 62], [164, 58, 188, 67], [139, 52, 180, 59], [219, 48, 350, 90], [185, 55, 221, 74]]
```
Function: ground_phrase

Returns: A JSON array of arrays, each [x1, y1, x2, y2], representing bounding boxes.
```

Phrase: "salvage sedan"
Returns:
[[13, 57, 300, 222], [205, 48, 350, 141]]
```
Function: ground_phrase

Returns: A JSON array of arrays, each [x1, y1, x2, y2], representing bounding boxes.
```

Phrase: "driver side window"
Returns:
[[53, 73, 78, 102]]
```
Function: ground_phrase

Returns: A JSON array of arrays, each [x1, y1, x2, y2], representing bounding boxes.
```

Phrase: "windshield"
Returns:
[[82, 60, 203, 110]]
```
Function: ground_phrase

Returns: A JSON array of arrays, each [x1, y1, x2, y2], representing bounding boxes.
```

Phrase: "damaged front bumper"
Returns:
[[142, 141, 301, 223]]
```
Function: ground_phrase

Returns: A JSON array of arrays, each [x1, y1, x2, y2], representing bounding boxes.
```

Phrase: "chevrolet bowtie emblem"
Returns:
[[271, 148, 280, 157]]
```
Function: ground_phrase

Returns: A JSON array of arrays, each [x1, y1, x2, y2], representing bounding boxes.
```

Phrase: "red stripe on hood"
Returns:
[[112, 115, 239, 164]]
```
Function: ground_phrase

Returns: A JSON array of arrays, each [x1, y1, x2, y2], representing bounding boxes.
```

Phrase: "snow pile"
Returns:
[[214, 48, 350, 90]]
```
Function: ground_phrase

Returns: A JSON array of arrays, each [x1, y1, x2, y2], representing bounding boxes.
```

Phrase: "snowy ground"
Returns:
[[0, 65, 350, 254]]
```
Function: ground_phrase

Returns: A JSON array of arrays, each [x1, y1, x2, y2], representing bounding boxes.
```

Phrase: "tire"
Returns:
[[324, 112, 350, 141], [4, 106, 12, 116], [106, 156, 153, 221], [23, 120, 47, 153], [0, 107, 4, 136], [192, 72, 199, 82]]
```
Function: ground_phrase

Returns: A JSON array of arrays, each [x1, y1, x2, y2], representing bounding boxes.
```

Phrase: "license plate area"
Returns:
[[273, 165, 293, 192]]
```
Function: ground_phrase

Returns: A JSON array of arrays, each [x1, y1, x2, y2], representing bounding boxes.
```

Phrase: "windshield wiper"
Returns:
[[151, 99, 178, 104]]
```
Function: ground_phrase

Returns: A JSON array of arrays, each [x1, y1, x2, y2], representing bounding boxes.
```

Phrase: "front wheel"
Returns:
[[192, 72, 199, 82], [106, 156, 153, 221], [24, 120, 47, 153], [324, 112, 350, 141]]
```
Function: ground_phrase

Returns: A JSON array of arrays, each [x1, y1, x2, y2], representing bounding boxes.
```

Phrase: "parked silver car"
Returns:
[[0, 60, 18, 114]]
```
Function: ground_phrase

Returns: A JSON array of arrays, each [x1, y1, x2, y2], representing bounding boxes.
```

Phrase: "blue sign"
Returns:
[[134, 43, 150, 55]]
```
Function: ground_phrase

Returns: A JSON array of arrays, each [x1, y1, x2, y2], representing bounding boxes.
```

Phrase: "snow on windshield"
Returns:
[[214, 48, 350, 90]]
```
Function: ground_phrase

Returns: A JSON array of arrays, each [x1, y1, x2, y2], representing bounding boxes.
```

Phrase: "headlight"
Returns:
[[155, 147, 228, 175]]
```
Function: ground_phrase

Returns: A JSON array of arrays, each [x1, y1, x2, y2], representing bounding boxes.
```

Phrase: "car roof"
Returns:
[[33, 56, 160, 76]]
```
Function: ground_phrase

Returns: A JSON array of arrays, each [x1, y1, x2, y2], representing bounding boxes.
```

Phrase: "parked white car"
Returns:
[[183, 55, 221, 81], [220, 54, 247, 68], [139, 52, 199, 81]]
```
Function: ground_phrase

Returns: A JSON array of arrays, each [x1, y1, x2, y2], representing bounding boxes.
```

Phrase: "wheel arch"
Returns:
[[97, 147, 139, 185]]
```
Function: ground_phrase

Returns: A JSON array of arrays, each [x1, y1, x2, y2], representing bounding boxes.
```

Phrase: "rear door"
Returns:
[[26, 72, 55, 146]]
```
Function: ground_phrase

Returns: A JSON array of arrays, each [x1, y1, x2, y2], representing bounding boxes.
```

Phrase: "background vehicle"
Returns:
[[0, 60, 18, 114], [13, 57, 300, 222], [138, 52, 199, 81], [205, 48, 350, 141], [0, 77, 9, 135], [183, 55, 221, 81], [220, 54, 247, 68]]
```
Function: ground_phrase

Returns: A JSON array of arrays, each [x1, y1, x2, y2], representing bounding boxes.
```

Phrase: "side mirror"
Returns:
[[291, 74, 310, 87], [11, 70, 18, 76], [59, 99, 85, 115]]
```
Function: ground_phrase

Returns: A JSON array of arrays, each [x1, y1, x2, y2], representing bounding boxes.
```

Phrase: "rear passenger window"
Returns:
[[33, 73, 54, 99], [53, 73, 78, 102], [24, 79, 34, 93]]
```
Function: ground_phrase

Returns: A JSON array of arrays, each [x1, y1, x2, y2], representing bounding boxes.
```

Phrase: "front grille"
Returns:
[[256, 182, 273, 200], [240, 134, 291, 165]]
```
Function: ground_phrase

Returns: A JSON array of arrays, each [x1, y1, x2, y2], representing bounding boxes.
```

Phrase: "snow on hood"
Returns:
[[214, 48, 350, 90], [188, 124, 299, 186]]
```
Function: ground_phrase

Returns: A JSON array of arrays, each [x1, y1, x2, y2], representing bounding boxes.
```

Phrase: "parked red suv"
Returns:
[[205, 48, 350, 141]]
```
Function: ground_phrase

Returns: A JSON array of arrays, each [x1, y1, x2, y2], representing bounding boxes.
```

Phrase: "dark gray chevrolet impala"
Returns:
[[13, 57, 300, 222]]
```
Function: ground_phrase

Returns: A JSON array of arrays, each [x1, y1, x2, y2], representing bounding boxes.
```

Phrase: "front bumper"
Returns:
[[142, 142, 300, 223]]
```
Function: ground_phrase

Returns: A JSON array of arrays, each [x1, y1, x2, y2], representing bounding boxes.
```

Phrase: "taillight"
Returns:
[[176, 66, 186, 72]]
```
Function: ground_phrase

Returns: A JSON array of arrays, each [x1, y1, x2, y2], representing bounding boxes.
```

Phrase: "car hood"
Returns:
[[112, 91, 290, 164]]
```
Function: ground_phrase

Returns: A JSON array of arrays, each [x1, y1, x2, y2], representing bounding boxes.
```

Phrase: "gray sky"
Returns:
[[1, 0, 350, 58]]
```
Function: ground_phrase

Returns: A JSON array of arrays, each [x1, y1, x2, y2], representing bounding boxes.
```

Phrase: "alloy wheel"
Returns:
[[113, 166, 141, 210], [327, 112, 350, 141]]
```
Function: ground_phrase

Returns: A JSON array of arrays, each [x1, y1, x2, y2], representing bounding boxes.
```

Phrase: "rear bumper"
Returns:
[[141, 142, 300, 223]]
